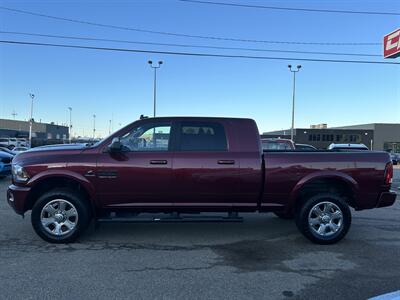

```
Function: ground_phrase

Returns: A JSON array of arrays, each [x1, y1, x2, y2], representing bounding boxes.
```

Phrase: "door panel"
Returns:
[[96, 122, 173, 208], [172, 121, 240, 208], [96, 152, 173, 208], [172, 152, 241, 207]]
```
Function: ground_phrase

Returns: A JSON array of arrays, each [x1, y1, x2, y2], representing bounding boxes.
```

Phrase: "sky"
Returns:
[[0, 0, 399, 137]]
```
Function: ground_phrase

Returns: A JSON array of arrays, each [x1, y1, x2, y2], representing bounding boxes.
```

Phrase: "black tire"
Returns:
[[295, 193, 351, 245], [31, 188, 91, 243], [273, 211, 294, 220]]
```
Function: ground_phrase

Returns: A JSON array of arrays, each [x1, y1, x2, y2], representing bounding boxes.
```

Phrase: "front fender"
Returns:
[[27, 169, 96, 202]]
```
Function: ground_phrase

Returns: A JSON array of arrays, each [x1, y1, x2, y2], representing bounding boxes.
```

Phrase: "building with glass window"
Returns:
[[0, 118, 69, 146], [262, 123, 400, 151]]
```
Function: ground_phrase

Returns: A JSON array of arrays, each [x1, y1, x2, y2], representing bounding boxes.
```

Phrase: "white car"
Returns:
[[16, 138, 29, 147], [0, 138, 18, 149], [0, 138, 29, 149], [328, 143, 369, 151]]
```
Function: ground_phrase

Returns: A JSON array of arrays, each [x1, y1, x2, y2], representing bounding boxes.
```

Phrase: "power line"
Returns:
[[179, 0, 400, 16], [0, 6, 380, 46], [1, 40, 397, 65], [0, 31, 381, 57]]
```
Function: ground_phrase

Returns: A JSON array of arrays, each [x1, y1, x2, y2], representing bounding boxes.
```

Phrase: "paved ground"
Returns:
[[0, 170, 399, 300]]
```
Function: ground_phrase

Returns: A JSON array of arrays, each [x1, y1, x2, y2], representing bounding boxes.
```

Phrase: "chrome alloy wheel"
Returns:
[[40, 199, 78, 236], [308, 201, 343, 237]]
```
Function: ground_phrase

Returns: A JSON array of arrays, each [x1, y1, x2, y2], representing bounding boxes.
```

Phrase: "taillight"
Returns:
[[384, 162, 393, 185]]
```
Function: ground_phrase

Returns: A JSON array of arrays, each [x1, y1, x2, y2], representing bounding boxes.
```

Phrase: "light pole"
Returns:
[[109, 119, 112, 135], [12, 110, 17, 120], [68, 107, 72, 143], [28, 93, 35, 147], [93, 114, 96, 140], [148, 60, 163, 117], [288, 65, 302, 142]]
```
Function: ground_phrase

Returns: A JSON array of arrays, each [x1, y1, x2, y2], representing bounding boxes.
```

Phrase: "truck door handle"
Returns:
[[218, 160, 235, 165], [150, 160, 168, 165], [84, 170, 96, 177]]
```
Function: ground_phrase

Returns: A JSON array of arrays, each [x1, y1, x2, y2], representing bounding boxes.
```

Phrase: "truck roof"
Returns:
[[138, 116, 255, 122]]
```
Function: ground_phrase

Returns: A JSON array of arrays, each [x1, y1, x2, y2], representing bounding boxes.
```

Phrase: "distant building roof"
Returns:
[[0, 118, 68, 133], [332, 123, 400, 130]]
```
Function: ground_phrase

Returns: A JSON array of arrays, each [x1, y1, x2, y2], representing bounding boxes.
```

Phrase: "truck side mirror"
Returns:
[[109, 137, 122, 152]]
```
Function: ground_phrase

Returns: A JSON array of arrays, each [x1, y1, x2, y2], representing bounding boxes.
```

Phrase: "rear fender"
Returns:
[[288, 170, 359, 212]]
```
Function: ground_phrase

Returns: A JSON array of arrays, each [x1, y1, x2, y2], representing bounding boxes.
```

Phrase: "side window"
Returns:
[[179, 121, 227, 151], [120, 123, 171, 151]]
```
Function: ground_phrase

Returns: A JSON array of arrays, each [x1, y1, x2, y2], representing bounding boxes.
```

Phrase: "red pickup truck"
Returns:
[[7, 117, 396, 244]]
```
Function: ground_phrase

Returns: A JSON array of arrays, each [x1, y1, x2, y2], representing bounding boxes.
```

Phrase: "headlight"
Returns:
[[12, 164, 29, 182]]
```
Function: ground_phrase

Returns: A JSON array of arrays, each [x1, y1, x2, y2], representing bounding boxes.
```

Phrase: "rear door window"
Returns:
[[177, 121, 227, 151]]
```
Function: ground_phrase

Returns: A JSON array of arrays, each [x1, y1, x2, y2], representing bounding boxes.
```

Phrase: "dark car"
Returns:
[[295, 143, 317, 151], [7, 117, 396, 244], [0, 151, 13, 178], [387, 152, 399, 165]]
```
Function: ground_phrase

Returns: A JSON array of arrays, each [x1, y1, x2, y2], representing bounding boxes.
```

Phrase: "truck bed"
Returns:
[[261, 150, 391, 211]]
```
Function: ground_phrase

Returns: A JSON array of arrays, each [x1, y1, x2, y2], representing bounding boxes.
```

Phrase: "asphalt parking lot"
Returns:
[[0, 169, 399, 300]]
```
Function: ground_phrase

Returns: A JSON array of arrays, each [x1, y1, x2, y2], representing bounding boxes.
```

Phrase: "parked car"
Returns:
[[0, 151, 13, 178], [0, 137, 29, 149], [389, 152, 399, 165], [17, 138, 29, 148], [7, 117, 396, 244], [328, 143, 369, 151], [0, 137, 18, 149], [0, 146, 16, 156], [295, 143, 317, 151], [12, 147, 29, 154], [261, 138, 295, 150]]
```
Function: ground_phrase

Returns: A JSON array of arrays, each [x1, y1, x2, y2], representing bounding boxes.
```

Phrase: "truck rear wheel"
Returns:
[[295, 193, 351, 244], [31, 188, 91, 243]]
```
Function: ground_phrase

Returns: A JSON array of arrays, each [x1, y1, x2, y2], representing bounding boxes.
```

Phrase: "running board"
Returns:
[[97, 212, 243, 223]]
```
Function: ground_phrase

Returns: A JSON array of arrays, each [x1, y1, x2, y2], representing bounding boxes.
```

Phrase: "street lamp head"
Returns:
[[288, 64, 292, 69], [148, 60, 153, 65], [158, 61, 163, 65], [29, 93, 35, 99], [297, 65, 302, 69]]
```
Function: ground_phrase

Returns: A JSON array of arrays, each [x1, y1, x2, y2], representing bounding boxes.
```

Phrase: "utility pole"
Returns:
[[288, 65, 302, 142], [28, 93, 35, 147], [93, 114, 96, 140], [148, 60, 163, 117], [68, 107, 72, 143], [109, 119, 112, 135], [11, 110, 17, 120]]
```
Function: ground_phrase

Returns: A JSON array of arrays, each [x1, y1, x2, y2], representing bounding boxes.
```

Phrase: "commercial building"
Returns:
[[334, 123, 400, 152], [262, 123, 400, 151], [0, 118, 69, 146]]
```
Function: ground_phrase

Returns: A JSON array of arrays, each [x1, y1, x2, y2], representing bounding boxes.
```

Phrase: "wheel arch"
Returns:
[[25, 171, 97, 215], [289, 171, 359, 214]]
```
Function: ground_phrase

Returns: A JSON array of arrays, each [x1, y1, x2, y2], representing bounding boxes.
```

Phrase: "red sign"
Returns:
[[384, 28, 400, 58]]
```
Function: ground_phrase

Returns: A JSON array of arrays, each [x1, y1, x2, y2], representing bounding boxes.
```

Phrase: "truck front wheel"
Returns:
[[31, 188, 91, 243], [295, 193, 351, 244]]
